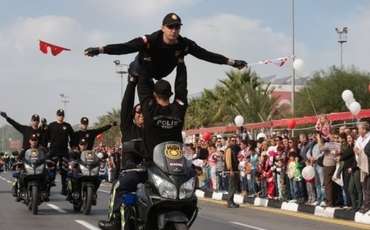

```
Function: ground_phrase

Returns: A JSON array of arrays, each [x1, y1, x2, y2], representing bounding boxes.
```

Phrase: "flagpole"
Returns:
[[291, 0, 296, 136]]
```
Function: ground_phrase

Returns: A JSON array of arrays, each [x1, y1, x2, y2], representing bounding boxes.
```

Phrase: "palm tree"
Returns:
[[94, 108, 121, 146], [185, 69, 284, 128]]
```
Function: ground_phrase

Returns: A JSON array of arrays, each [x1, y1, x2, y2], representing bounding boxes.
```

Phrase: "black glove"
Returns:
[[84, 47, 101, 57], [229, 59, 248, 69], [111, 121, 118, 127], [0, 111, 7, 118]]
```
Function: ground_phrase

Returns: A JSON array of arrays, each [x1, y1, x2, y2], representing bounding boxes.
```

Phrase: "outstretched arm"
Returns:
[[85, 37, 147, 56], [1, 113, 26, 134], [187, 39, 247, 69], [120, 77, 137, 132]]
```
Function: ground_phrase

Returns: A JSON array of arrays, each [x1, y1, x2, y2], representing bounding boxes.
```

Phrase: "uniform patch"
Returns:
[[165, 144, 183, 160]]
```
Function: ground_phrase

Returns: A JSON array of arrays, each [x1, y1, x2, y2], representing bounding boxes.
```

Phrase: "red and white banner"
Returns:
[[39, 40, 71, 56], [249, 56, 291, 67]]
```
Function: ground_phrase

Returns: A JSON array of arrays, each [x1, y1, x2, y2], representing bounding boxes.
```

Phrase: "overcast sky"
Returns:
[[1, 0, 370, 126]]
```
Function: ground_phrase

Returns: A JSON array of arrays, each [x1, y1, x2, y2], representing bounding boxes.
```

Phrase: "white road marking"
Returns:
[[230, 221, 268, 230], [0, 175, 12, 184], [75, 220, 101, 230], [46, 203, 67, 213]]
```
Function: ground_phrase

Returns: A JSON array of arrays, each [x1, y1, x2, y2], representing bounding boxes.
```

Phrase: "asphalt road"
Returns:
[[0, 171, 364, 230]]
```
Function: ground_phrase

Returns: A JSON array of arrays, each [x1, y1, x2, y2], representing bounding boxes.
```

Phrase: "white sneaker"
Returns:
[[320, 201, 326, 207], [312, 201, 319, 206], [289, 199, 297, 203]]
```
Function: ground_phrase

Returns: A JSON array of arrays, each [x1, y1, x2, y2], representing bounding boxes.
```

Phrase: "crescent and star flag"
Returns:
[[39, 40, 71, 56]]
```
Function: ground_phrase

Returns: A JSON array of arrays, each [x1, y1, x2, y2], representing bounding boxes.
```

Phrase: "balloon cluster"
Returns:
[[341, 89, 361, 116]]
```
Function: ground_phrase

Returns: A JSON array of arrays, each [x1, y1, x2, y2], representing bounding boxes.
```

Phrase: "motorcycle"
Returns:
[[67, 150, 100, 215], [13, 149, 49, 215], [121, 140, 198, 230]]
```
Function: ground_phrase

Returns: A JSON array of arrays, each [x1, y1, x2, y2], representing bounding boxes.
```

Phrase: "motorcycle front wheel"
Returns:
[[82, 186, 93, 215], [31, 185, 39, 215]]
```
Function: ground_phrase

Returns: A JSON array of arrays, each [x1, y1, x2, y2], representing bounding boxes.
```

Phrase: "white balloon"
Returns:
[[234, 115, 244, 127], [345, 97, 355, 109], [293, 58, 304, 70], [341, 89, 354, 102], [302, 166, 315, 180], [349, 101, 361, 116]]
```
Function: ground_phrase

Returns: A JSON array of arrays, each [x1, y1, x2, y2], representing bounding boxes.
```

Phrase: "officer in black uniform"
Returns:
[[47, 109, 75, 195], [98, 75, 146, 230], [85, 12, 247, 80], [0, 112, 46, 158], [137, 60, 188, 155], [75, 117, 117, 150]]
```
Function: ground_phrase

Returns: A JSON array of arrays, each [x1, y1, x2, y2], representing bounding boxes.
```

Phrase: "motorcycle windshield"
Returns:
[[153, 141, 191, 175], [80, 150, 99, 166]]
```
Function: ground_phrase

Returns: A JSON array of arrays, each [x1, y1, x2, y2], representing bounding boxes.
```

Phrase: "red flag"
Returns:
[[39, 40, 71, 56]]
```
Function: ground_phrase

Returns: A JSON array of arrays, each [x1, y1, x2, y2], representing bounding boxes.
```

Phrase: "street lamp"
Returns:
[[113, 60, 128, 98], [335, 26, 348, 69]]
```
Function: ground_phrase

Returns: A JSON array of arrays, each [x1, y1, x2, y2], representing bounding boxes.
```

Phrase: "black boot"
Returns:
[[98, 216, 121, 230]]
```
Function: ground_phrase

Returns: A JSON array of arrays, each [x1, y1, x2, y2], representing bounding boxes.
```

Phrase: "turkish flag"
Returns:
[[39, 40, 71, 56]]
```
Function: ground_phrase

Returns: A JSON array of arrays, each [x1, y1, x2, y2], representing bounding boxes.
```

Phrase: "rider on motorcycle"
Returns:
[[98, 75, 146, 229], [13, 134, 47, 200]]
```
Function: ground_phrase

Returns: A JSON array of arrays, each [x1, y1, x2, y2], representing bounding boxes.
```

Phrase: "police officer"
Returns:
[[75, 117, 117, 150], [85, 12, 247, 81], [100, 61, 187, 228], [47, 109, 75, 195], [0, 112, 46, 157], [98, 75, 145, 230], [137, 57, 188, 155], [13, 134, 47, 199]]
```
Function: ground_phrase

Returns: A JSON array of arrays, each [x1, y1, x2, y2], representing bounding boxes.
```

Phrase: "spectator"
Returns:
[[225, 136, 240, 208], [207, 143, 218, 191], [342, 134, 362, 211], [319, 134, 339, 207], [248, 140, 259, 197], [354, 120, 370, 214]]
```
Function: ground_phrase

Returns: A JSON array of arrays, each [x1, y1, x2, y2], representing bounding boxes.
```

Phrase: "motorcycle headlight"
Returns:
[[90, 166, 99, 176], [79, 164, 89, 175], [151, 174, 177, 199], [25, 164, 34, 174], [35, 164, 44, 175], [179, 177, 195, 199]]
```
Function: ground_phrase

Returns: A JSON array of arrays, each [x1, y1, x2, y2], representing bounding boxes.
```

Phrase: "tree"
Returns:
[[295, 67, 370, 116], [94, 108, 121, 146], [185, 69, 284, 129]]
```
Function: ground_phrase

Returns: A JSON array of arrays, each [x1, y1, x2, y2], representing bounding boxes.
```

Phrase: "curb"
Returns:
[[195, 189, 370, 225]]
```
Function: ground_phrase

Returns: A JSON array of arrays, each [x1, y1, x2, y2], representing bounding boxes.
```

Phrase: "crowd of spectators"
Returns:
[[185, 119, 370, 213]]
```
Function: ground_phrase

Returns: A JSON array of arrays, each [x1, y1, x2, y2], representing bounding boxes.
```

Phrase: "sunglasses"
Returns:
[[166, 24, 181, 30]]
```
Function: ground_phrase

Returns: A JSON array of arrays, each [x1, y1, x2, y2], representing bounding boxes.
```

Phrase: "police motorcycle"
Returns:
[[67, 150, 101, 215], [121, 139, 198, 230], [13, 149, 49, 215]]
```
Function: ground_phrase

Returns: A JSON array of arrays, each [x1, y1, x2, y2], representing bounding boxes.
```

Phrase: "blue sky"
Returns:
[[1, 0, 370, 125]]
